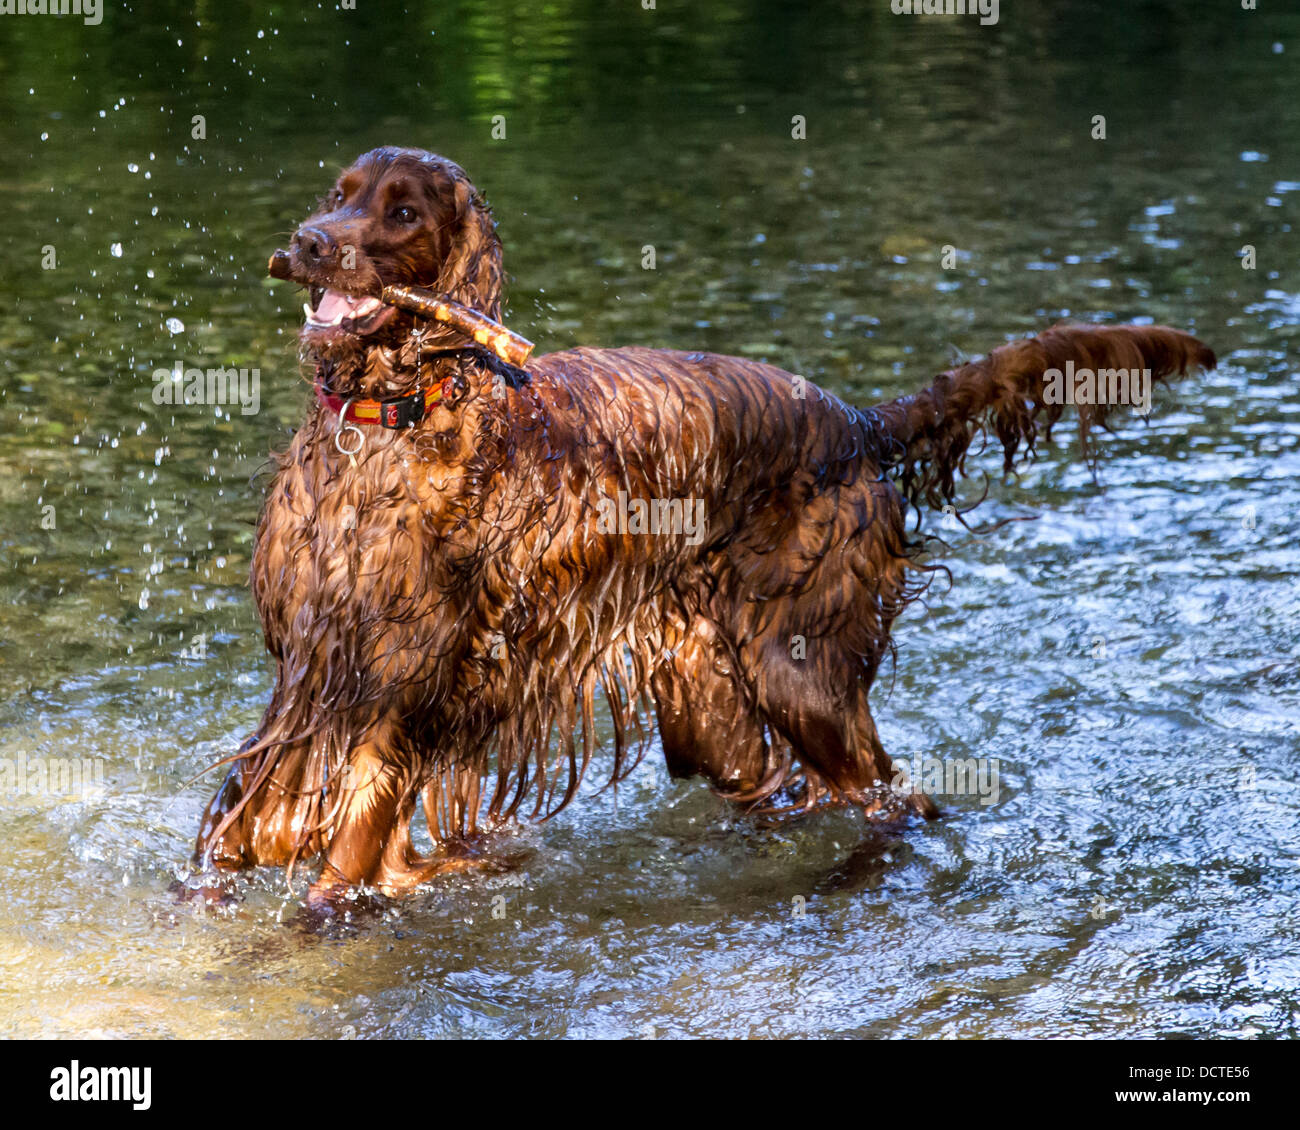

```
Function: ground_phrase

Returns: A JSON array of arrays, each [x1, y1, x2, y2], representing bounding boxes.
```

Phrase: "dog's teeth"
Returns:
[[301, 291, 383, 331]]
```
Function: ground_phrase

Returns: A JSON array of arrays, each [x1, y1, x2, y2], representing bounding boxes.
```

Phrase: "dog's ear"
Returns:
[[437, 174, 504, 321]]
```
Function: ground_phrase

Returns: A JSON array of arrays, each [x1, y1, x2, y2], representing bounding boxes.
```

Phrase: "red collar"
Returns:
[[314, 376, 454, 428]]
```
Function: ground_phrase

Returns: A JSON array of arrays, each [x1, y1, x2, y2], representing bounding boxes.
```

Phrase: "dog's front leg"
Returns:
[[194, 732, 324, 871], [306, 739, 501, 908], [308, 740, 409, 906]]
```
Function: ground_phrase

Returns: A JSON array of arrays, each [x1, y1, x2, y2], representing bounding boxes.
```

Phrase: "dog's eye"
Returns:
[[333, 189, 344, 205], [390, 205, 418, 224]]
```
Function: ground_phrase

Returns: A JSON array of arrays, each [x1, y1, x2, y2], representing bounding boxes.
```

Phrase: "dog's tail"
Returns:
[[864, 323, 1216, 514]]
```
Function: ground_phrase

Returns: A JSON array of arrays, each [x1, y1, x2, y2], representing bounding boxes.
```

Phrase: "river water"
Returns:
[[0, 1, 1297, 1037]]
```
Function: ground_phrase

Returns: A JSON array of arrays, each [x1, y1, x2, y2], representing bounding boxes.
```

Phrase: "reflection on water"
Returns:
[[0, 1, 1297, 1037]]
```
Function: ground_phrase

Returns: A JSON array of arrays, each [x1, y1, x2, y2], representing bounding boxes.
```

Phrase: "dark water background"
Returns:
[[0, 0, 1297, 1037]]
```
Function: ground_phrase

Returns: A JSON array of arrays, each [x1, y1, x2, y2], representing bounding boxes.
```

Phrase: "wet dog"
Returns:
[[194, 146, 1215, 907]]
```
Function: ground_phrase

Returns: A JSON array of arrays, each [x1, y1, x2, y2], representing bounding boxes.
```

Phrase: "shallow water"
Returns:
[[1, 1, 1298, 1038]]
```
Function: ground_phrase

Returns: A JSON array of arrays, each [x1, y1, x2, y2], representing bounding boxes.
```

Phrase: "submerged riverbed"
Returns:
[[0, 1, 1297, 1037]]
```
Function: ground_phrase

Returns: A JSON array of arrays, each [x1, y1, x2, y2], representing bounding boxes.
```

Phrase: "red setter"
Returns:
[[194, 147, 1215, 907]]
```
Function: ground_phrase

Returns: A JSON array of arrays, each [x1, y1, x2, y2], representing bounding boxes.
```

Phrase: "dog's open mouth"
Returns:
[[270, 242, 535, 366], [303, 287, 398, 336]]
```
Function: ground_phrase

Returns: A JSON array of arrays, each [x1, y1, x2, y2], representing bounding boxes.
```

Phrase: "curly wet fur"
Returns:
[[194, 148, 1215, 900]]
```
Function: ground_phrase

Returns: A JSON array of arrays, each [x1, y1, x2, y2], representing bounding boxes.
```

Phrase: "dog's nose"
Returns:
[[294, 225, 339, 266]]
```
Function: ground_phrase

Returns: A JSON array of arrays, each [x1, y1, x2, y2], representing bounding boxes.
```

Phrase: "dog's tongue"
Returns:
[[314, 289, 357, 321]]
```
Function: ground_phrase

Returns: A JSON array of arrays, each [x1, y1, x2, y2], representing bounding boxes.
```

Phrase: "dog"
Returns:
[[193, 146, 1215, 908]]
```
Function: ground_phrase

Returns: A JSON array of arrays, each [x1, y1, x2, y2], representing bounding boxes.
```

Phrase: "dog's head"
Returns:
[[269, 147, 502, 381]]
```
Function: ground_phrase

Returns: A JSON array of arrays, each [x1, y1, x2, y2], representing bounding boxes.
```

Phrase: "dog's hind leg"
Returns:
[[745, 634, 938, 821], [851, 697, 939, 821], [651, 615, 774, 796]]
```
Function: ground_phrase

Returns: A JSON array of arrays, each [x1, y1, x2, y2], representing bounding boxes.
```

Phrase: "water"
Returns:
[[0, 1, 1297, 1038]]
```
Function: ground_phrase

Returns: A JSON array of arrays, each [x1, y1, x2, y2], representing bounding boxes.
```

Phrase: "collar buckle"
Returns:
[[378, 390, 427, 429]]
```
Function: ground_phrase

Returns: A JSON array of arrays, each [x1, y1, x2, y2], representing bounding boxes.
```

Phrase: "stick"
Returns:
[[381, 284, 534, 367], [265, 251, 535, 367]]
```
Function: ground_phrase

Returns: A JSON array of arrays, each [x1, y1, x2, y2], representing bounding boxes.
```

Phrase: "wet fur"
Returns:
[[194, 147, 1216, 903]]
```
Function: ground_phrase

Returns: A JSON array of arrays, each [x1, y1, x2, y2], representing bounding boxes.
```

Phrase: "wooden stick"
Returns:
[[381, 284, 534, 367], [266, 251, 535, 367]]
